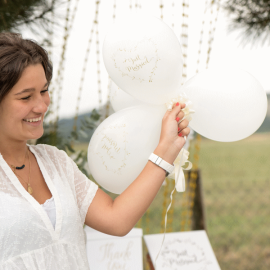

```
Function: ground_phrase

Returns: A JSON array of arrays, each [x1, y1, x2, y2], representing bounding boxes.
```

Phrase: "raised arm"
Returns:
[[85, 102, 190, 236]]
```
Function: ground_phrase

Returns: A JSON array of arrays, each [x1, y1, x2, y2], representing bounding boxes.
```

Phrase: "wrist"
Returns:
[[148, 153, 175, 177], [153, 142, 178, 165]]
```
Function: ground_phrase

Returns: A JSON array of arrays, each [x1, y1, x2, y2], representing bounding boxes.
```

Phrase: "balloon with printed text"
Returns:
[[103, 15, 183, 105]]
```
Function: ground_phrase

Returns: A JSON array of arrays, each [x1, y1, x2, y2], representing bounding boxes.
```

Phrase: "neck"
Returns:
[[0, 140, 29, 165]]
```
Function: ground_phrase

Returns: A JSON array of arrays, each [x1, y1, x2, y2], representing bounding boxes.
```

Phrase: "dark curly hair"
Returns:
[[0, 33, 53, 103]]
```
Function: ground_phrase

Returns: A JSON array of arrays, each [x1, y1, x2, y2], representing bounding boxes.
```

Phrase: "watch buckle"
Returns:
[[155, 157, 162, 165]]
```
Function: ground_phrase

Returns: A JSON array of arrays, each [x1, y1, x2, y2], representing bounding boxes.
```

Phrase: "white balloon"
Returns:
[[103, 14, 183, 105], [181, 68, 268, 142], [109, 81, 148, 112], [88, 105, 167, 194]]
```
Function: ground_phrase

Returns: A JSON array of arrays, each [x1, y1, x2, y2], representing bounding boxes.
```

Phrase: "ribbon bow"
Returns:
[[164, 92, 194, 192], [167, 148, 192, 192], [165, 92, 195, 122]]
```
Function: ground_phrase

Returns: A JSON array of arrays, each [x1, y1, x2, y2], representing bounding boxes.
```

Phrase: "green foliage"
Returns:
[[36, 109, 100, 177], [0, 0, 61, 34], [223, 0, 270, 45]]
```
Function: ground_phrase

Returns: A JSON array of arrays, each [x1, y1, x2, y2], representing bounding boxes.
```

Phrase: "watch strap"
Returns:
[[148, 153, 174, 176]]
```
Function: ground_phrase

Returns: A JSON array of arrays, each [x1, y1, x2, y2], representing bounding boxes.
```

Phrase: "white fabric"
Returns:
[[41, 196, 56, 230], [0, 144, 99, 270]]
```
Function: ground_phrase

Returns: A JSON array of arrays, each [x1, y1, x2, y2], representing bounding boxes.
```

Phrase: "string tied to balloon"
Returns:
[[154, 148, 193, 268], [154, 94, 194, 268]]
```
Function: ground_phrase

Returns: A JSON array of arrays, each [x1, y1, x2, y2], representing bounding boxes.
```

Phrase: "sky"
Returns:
[[23, 0, 270, 119]]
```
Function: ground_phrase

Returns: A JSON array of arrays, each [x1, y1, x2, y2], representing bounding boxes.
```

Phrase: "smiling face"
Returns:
[[0, 64, 50, 143]]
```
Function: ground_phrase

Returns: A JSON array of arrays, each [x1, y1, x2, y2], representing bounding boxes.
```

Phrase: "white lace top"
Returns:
[[0, 144, 98, 270]]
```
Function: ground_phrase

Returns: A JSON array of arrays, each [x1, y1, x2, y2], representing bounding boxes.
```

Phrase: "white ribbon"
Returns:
[[154, 94, 194, 268], [165, 92, 195, 122], [154, 147, 193, 268], [165, 92, 194, 192], [167, 148, 192, 192]]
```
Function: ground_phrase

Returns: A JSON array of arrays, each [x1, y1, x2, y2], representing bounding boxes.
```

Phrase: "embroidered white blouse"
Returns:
[[0, 144, 98, 270]]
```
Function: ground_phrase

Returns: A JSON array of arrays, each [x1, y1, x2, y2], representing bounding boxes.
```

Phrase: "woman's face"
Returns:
[[0, 64, 50, 142]]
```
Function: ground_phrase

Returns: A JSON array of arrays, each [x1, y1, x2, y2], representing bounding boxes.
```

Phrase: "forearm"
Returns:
[[110, 143, 176, 235]]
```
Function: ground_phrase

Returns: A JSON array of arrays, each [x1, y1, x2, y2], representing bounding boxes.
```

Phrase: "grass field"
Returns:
[[76, 132, 270, 270], [195, 132, 270, 270]]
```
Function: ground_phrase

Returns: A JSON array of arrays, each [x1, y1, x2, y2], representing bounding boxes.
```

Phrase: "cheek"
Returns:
[[17, 106, 29, 119], [1, 111, 22, 131], [4, 104, 24, 120]]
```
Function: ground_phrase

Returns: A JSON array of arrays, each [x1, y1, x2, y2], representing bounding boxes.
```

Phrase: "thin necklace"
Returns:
[[12, 150, 33, 195], [10, 149, 27, 170]]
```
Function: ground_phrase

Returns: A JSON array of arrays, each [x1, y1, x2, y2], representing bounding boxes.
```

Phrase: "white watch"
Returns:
[[148, 153, 174, 177]]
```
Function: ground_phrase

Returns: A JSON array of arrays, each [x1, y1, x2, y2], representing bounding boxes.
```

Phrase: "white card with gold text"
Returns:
[[144, 230, 221, 270], [85, 226, 143, 270]]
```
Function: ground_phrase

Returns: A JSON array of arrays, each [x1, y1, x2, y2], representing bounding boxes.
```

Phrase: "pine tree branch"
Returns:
[[0, 0, 64, 33], [12, 5, 53, 27], [223, 0, 270, 45]]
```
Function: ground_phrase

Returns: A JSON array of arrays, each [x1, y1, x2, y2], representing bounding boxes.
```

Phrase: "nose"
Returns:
[[32, 95, 50, 114]]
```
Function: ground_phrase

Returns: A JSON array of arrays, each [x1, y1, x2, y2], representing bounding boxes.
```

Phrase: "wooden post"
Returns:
[[191, 169, 207, 231], [146, 252, 155, 270]]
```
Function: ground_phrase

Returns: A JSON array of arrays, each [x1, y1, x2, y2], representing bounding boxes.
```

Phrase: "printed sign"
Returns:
[[85, 226, 143, 270], [144, 230, 221, 270]]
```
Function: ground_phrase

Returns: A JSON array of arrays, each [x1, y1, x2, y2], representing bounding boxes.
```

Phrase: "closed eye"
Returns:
[[21, 95, 31, 100], [21, 89, 48, 100]]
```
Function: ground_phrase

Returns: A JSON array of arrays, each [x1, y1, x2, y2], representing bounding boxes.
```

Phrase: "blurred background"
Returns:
[[1, 0, 270, 269]]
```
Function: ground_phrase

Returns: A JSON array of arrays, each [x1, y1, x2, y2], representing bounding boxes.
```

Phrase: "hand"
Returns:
[[154, 102, 190, 164]]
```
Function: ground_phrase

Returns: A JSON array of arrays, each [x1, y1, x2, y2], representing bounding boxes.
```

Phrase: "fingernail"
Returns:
[[178, 127, 180, 131], [178, 133, 183, 137], [176, 117, 180, 122], [176, 102, 179, 106]]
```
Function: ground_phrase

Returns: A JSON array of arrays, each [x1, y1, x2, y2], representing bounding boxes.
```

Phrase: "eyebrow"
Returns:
[[15, 82, 48, 95]]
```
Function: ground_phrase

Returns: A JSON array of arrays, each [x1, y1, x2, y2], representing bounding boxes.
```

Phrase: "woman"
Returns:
[[0, 33, 190, 270]]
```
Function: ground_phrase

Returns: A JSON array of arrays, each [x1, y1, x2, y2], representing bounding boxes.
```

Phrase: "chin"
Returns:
[[28, 129, 44, 140]]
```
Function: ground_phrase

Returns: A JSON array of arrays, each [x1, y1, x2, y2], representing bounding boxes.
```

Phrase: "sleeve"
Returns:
[[52, 146, 99, 224], [69, 156, 98, 224]]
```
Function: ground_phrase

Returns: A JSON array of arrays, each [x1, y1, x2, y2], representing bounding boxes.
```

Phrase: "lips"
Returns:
[[22, 116, 43, 126], [23, 116, 42, 123]]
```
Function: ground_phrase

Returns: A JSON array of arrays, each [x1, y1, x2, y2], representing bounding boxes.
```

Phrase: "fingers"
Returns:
[[178, 126, 190, 137], [178, 118, 189, 130], [163, 102, 185, 121], [175, 110, 185, 122], [163, 102, 190, 138], [177, 119, 190, 137], [170, 102, 185, 119], [179, 103, 186, 109]]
